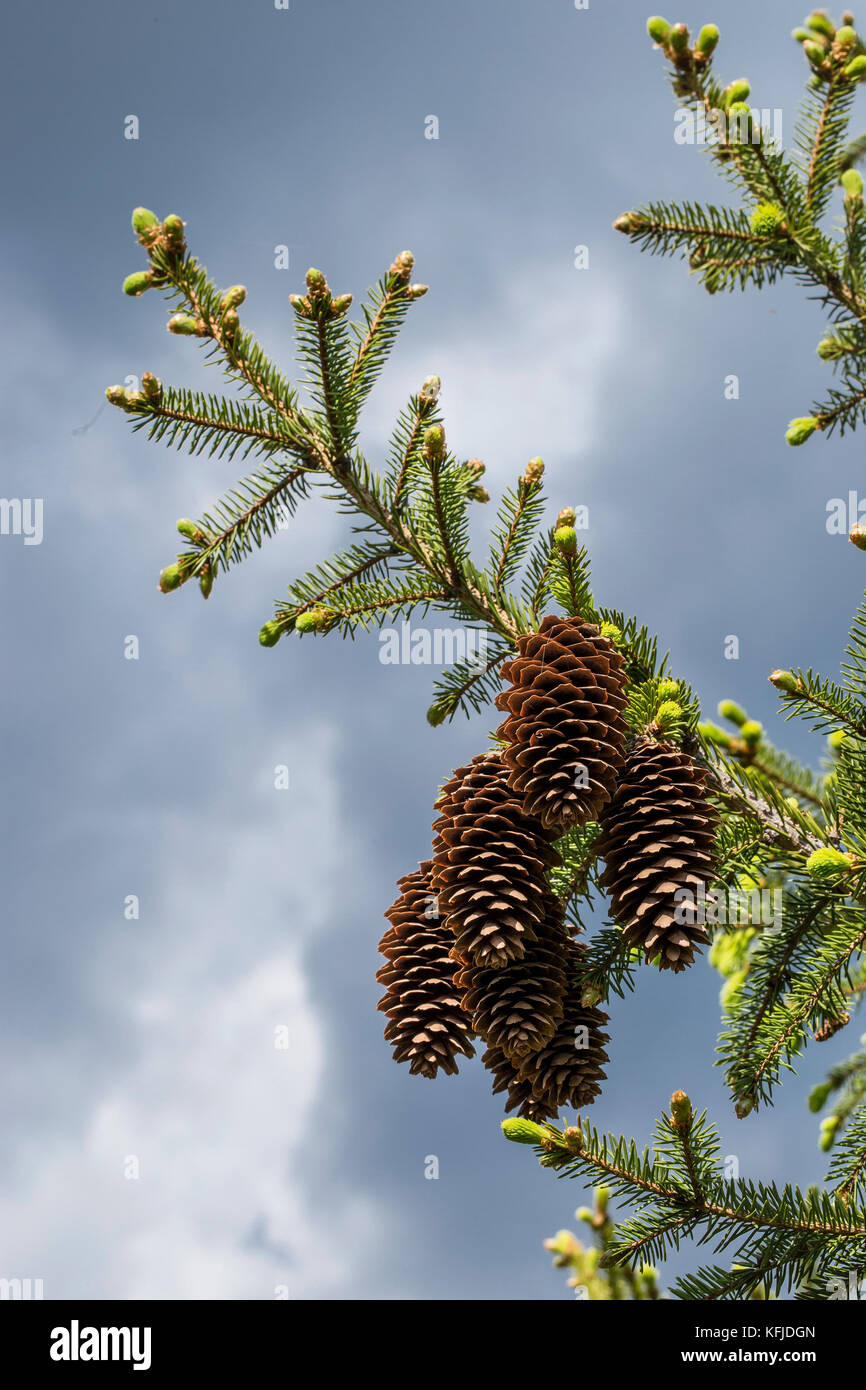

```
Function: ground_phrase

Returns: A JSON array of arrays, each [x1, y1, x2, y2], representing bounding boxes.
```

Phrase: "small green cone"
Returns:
[[819, 1114, 840, 1152], [749, 202, 786, 236], [785, 415, 819, 445], [657, 678, 679, 700], [741, 719, 763, 747], [131, 207, 159, 234], [123, 270, 153, 297], [158, 563, 184, 593], [554, 524, 577, 556], [198, 563, 214, 599], [523, 457, 544, 485], [845, 53, 866, 77], [699, 720, 733, 748], [842, 168, 865, 199], [469, 485, 489, 503], [405, 284, 428, 299], [828, 729, 848, 752], [329, 293, 353, 318], [769, 668, 799, 693], [806, 11, 834, 37], [259, 621, 283, 647], [425, 700, 447, 728], [646, 16, 671, 44], [221, 307, 240, 337], [176, 519, 198, 541], [289, 294, 312, 317], [792, 26, 811, 41], [105, 384, 127, 408], [696, 24, 720, 55], [389, 250, 414, 283], [808, 1081, 832, 1113], [805, 847, 854, 878], [419, 374, 441, 402], [718, 698, 747, 727], [501, 1117, 551, 1145], [817, 335, 844, 360], [556, 505, 575, 527], [805, 39, 828, 66]]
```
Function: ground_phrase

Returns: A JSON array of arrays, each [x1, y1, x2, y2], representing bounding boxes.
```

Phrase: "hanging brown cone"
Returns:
[[495, 614, 629, 832], [512, 945, 609, 1110], [597, 738, 719, 973], [432, 751, 560, 969], [376, 862, 475, 1078], [482, 946, 609, 1118], [455, 893, 569, 1059], [483, 1043, 559, 1122]]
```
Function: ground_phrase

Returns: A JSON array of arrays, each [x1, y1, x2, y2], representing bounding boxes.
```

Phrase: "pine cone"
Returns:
[[377, 862, 475, 1077], [432, 752, 559, 969], [495, 615, 628, 832], [597, 739, 719, 973], [483, 948, 609, 1117], [455, 894, 569, 1059]]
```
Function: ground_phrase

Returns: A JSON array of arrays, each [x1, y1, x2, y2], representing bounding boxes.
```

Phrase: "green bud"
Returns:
[[722, 77, 751, 107], [220, 285, 247, 310], [805, 39, 829, 65], [785, 415, 819, 445], [718, 699, 747, 727], [647, 17, 671, 44], [806, 11, 835, 38], [469, 485, 489, 503], [805, 847, 854, 877], [305, 268, 328, 297], [176, 519, 198, 541], [817, 335, 844, 360], [696, 24, 720, 55], [819, 1114, 840, 1151], [670, 1090, 692, 1128], [835, 24, 858, 48], [600, 621, 623, 646], [735, 1097, 755, 1119], [556, 505, 576, 527], [289, 294, 312, 317], [749, 202, 786, 236], [198, 564, 213, 599], [465, 458, 485, 477], [575, 1205, 593, 1223], [845, 53, 866, 76], [501, 1117, 551, 1145], [808, 1080, 832, 1113], [167, 313, 205, 336], [740, 719, 763, 746], [850, 523, 866, 549], [842, 168, 864, 200], [405, 284, 428, 299], [389, 250, 415, 283], [655, 699, 683, 730], [140, 371, 162, 402], [668, 22, 689, 53], [554, 524, 578, 556], [423, 424, 446, 462], [828, 729, 848, 752], [657, 679, 679, 700], [105, 384, 127, 408], [425, 700, 448, 727], [613, 211, 641, 233], [295, 607, 336, 634], [419, 374, 441, 402], [769, 668, 799, 693], [523, 457, 545, 486], [123, 270, 153, 297], [720, 968, 748, 1012], [123, 387, 145, 408], [221, 307, 240, 336], [595, 1185, 610, 1213], [329, 293, 353, 318], [158, 563, 183, 593], [161, 214, 186, 249], [258, 621, 283, 647], [792, 26, 811, 41], [562, 1126, 583, 1152], [131, 207, 159, 234]]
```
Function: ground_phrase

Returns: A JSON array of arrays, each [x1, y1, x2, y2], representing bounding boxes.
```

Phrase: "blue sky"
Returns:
[[2, 0, 866, 1298]]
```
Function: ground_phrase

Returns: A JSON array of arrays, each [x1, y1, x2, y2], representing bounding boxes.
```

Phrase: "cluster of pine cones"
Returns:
[[377, 615, 718, 1120]]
